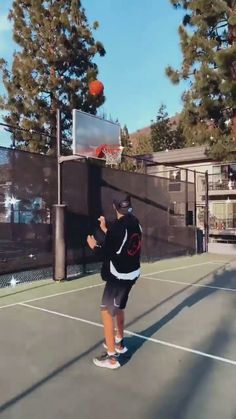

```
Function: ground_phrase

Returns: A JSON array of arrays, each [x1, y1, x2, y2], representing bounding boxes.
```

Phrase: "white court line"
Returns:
[[20, 303, 104, 328], [142, 276, 236, 293], [0, 283, 104, 310], [0, 259, 229, 311], [142, 261, 227, 276], [20, 302, 236, 367], [0, 261, 227, 310]]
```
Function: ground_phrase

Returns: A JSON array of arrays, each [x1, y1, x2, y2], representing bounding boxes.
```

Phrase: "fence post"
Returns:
[[53, 204, 66, 280], [194, 171, 197, 227], [193, 170, 198, 253], [53, 109, 67, 280], [204, 170, 209, 252], [185, 169, 189, 226]]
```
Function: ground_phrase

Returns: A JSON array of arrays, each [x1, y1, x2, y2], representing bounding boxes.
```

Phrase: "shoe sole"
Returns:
[[115, 347, 128, 354], [93, 358, 121, 369], [102, 342, 128, 354]]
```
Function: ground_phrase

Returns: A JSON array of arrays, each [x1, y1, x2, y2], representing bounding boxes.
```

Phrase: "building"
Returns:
[[141, 146, 236, 255]]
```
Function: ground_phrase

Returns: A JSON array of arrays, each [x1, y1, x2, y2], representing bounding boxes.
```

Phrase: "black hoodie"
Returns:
[[101, 213, 142, 282]]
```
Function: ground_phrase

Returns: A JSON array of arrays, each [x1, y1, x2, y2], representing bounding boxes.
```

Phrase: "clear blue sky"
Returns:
[[0, 0, 185, 146]]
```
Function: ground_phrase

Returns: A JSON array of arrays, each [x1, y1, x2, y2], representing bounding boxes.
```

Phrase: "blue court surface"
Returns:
[[0, 253, 235, 419]]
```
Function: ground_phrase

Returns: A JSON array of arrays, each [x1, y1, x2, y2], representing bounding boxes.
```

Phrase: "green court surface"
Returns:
[[0, 253, 235, 419]]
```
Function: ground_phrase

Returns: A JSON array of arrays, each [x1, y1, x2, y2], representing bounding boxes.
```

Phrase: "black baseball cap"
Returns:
[[113, 194, 133, 215]]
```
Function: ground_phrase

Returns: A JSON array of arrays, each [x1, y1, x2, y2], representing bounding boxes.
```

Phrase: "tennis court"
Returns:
[[0, 253, 235, 419]]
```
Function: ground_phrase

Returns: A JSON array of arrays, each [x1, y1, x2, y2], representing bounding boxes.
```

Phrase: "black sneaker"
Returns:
[[93, 352, 121, 369]]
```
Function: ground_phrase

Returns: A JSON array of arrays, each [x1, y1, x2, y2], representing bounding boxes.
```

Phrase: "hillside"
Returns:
[[129, 113, 181, 149], [130, 113, 180, 139]]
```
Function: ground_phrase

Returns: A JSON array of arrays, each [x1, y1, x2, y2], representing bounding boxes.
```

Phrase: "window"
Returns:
[[211, 201, 236, 229], [228, 164, 236, 181], [169, 170, 181, 192]]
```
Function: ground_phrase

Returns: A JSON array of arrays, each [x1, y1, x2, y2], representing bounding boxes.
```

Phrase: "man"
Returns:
[[87, 194, 142, 369]]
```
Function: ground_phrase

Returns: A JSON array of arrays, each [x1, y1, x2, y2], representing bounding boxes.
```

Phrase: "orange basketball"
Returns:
[[89, 80, 104, 96]]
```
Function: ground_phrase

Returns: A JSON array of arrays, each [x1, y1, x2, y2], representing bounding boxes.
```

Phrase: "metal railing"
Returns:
[[209, 217, 236, 230], [208, 175, 236, 191]]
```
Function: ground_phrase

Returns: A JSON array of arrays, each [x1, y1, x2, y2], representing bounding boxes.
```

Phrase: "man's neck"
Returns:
[[117, 213, 124, 220]]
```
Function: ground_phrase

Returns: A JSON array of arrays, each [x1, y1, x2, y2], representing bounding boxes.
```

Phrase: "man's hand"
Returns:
[[98, 216, 107, 234], [87, 235, 98, 250]]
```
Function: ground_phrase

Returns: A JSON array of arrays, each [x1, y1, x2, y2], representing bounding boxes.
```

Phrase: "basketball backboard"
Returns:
[[72, 109, 121, 157]]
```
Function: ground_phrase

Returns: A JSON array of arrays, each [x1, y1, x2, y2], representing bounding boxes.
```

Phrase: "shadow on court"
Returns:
[[119, 268, 236, 367], [0, 338, 103, 414], [0, 266, 234, 416], [147, 316, 233, 419], [146, 282, 236, 419], [122, 262, 231, 336]]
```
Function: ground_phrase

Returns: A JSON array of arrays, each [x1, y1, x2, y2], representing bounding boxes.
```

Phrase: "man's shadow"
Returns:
[[119, 267, 235, 366]]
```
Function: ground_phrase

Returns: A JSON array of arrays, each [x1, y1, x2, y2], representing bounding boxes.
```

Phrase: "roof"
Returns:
[[140, 146, 210, 164]]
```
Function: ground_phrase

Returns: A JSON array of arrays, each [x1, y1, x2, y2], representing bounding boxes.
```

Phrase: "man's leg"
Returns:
[[93, 307, 120, 369], [116, 309, 125, 340], [113, 281, 135, 354], [101, 308, 115, 354], [114, 309, 128, 353]]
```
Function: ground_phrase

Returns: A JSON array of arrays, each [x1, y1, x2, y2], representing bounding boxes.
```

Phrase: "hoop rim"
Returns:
[[95, 143, 123, 165], [95, 144, 123, 158]]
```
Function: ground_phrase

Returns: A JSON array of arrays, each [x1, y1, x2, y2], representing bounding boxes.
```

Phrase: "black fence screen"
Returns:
[[0, 146, 197, 287]]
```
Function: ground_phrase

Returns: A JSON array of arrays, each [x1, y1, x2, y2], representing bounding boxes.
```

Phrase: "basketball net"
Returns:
[[96, 145, 123, 166]]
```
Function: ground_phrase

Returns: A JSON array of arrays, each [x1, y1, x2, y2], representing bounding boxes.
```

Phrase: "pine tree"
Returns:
[[121, 124, 132, 154], [0, 0, 105, 154], [151, 104, 186, 151], [167, 0, 236, 159], [134, 134, 153, 155]]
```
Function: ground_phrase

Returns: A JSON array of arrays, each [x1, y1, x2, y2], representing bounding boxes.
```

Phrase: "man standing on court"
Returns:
[[87, 194, 142, 369]]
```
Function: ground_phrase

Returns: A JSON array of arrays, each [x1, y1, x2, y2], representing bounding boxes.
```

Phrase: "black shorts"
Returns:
[[101, 279, 135, 317]]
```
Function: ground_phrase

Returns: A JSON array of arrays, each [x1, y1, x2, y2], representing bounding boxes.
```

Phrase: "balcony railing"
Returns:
[[209, 217, 236, 230], [208, 179, 236, 191]]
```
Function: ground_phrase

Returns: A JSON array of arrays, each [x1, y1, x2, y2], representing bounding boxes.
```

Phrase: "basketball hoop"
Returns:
[[95, 144, 123, 166]]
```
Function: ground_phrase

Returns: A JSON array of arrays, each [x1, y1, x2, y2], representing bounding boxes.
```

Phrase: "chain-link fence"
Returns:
[[0, 146, 199, 287]]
